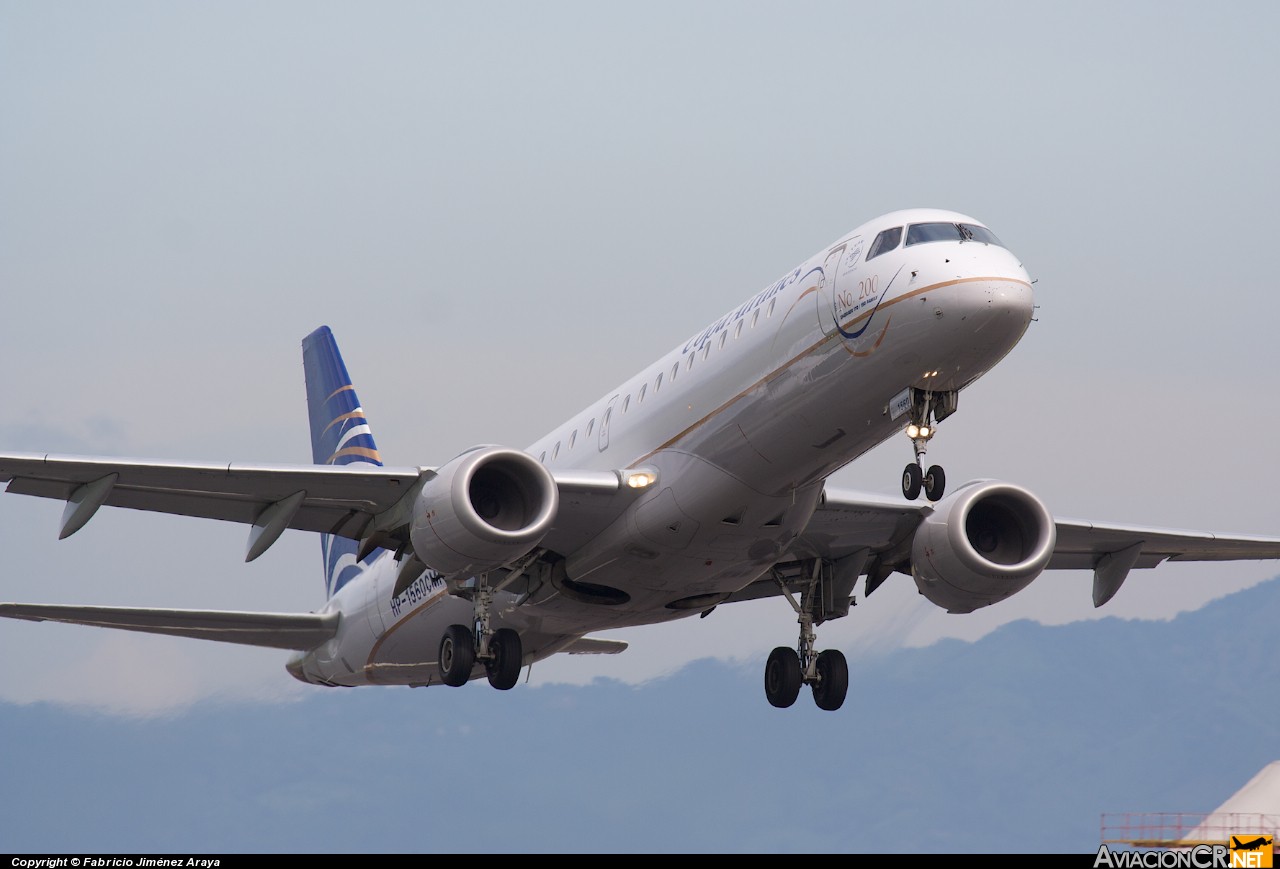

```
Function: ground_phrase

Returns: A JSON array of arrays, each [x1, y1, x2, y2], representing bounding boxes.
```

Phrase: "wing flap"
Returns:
[[0, 603, 339, 650]]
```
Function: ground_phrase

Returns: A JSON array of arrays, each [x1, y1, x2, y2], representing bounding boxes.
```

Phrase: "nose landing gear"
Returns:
[[900, 389, 955, 502]]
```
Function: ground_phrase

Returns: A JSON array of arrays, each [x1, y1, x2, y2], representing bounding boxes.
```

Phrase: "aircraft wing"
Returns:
[[1047, 518, 1280, 568], [0, 603, 339, 650], [0, 452, 638, 561], [727, 485, 1280, 609], [790, 485, 1280, 567]]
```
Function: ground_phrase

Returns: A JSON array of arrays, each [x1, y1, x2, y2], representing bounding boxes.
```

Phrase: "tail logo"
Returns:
[[302, 326, 388, 597]]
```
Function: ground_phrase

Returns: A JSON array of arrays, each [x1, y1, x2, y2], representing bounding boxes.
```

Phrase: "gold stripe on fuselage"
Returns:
[[364, 589, 450, 682], [629, 276, 1030, 466]]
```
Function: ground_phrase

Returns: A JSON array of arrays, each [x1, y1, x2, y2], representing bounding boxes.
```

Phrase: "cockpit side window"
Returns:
[[867, 226, 903, 261], [906, 222, 1006, 248]]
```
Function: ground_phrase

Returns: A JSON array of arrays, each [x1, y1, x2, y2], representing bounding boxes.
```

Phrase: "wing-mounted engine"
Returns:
[[911, 480, 1056, 613], [409, 446, 558, 578]]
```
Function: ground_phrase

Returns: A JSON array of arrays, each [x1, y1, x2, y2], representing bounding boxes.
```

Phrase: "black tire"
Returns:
[[902, 463, 923, 500], [485, 628, 523, 691], [764, 646, 802, 708], [812, 649, 849, 711], [923, 465, 946, 501], [438, 624, 475, 687]]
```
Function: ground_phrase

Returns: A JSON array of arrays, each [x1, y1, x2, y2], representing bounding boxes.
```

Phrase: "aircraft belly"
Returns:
[[556, 453, 822, 618]]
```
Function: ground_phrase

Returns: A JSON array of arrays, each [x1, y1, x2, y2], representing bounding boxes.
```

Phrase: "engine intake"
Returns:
[[409, 446, 558, 578], [911, 480, 1056, 613]]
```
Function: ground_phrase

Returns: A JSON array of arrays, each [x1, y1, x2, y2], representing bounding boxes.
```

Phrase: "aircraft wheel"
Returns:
[[439, 624, 475, 687], [902, 463, 923, 500], [485, 628, 523, 691], [923, 465, 946, 501], [764, 646, 802, 708], [811, 649, 849, 711]]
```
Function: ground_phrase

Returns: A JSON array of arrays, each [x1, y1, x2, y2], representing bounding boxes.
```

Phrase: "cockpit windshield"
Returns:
[[905, 222, 1004, 248]]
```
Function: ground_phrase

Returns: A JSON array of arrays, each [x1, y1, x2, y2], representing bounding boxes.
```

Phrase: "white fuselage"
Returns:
[[289, 208, 1034, 687]]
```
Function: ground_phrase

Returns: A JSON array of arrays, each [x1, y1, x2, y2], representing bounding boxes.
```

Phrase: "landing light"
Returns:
[[906, 424, 920, 439], [920, 426, 931, 438], [625, 470, 657, 489]]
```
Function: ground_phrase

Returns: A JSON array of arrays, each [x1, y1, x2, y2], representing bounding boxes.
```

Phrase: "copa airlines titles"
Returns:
[[11, 860, 220, 868], [681, 268, 800, 355]]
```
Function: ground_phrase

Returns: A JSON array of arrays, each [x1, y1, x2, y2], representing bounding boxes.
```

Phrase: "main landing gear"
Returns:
[[764, 560, 851, 711], [438, 560, 536, 691], [438, 621, 522, 691], [900, 388, 956, 502]]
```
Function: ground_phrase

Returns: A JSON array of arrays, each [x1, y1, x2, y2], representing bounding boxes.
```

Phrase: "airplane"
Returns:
[[1232, 838, 1274, 852], [3, 207, 1279, 712]]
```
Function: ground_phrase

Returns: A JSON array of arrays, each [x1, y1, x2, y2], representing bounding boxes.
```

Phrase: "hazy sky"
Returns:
[[1, 1, 1278, 716]]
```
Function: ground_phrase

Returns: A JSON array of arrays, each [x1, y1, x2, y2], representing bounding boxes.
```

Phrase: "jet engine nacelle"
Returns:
[[409, 446, 559, 579], [911, 480, 1056, 613]]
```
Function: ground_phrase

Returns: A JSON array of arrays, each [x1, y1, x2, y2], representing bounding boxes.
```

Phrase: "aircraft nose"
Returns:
[[983, 278, 1034, 322], [947, 276, 1035, 346]]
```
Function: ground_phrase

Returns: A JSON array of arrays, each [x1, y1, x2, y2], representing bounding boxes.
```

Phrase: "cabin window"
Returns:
[[687, 353, 694, 371], [552, 441, 561, 459], [766, 298, 776, 318], [586, 418, 595, 436], [638, 384, 646, 403], [622, 394, 630, 413], [539, 451, 546, 463], [735, 320, 743, 339], [718, 332, 727, 350], [671, 361, 679, 381], [867, 226, 903, 260], [655, 372, 663, 392], [751, 309, 760, 329], [569, 429, 577, 449], [701, 343, 710, 360]]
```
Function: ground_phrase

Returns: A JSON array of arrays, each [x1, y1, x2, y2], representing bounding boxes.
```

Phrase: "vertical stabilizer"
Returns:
[[302, 326, 384, 597]]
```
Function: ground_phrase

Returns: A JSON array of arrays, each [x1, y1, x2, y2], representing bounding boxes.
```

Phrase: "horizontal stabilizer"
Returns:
[[562, 637, 628, 655], [0, 603, 339, 651]]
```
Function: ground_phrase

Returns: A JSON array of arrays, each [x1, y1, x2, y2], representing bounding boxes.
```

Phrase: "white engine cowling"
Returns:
[[409, 446, 559, 578], [911, 480, 1056, 613]]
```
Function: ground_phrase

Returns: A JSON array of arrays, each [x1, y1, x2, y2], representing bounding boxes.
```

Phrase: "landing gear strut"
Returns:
[[764, 560, 850, 711], [900, 388, 955, 502], [438, 553, 539, 690]]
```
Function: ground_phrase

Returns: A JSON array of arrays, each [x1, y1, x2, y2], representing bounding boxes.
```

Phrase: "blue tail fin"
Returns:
[[302, 326, 384, 598]]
